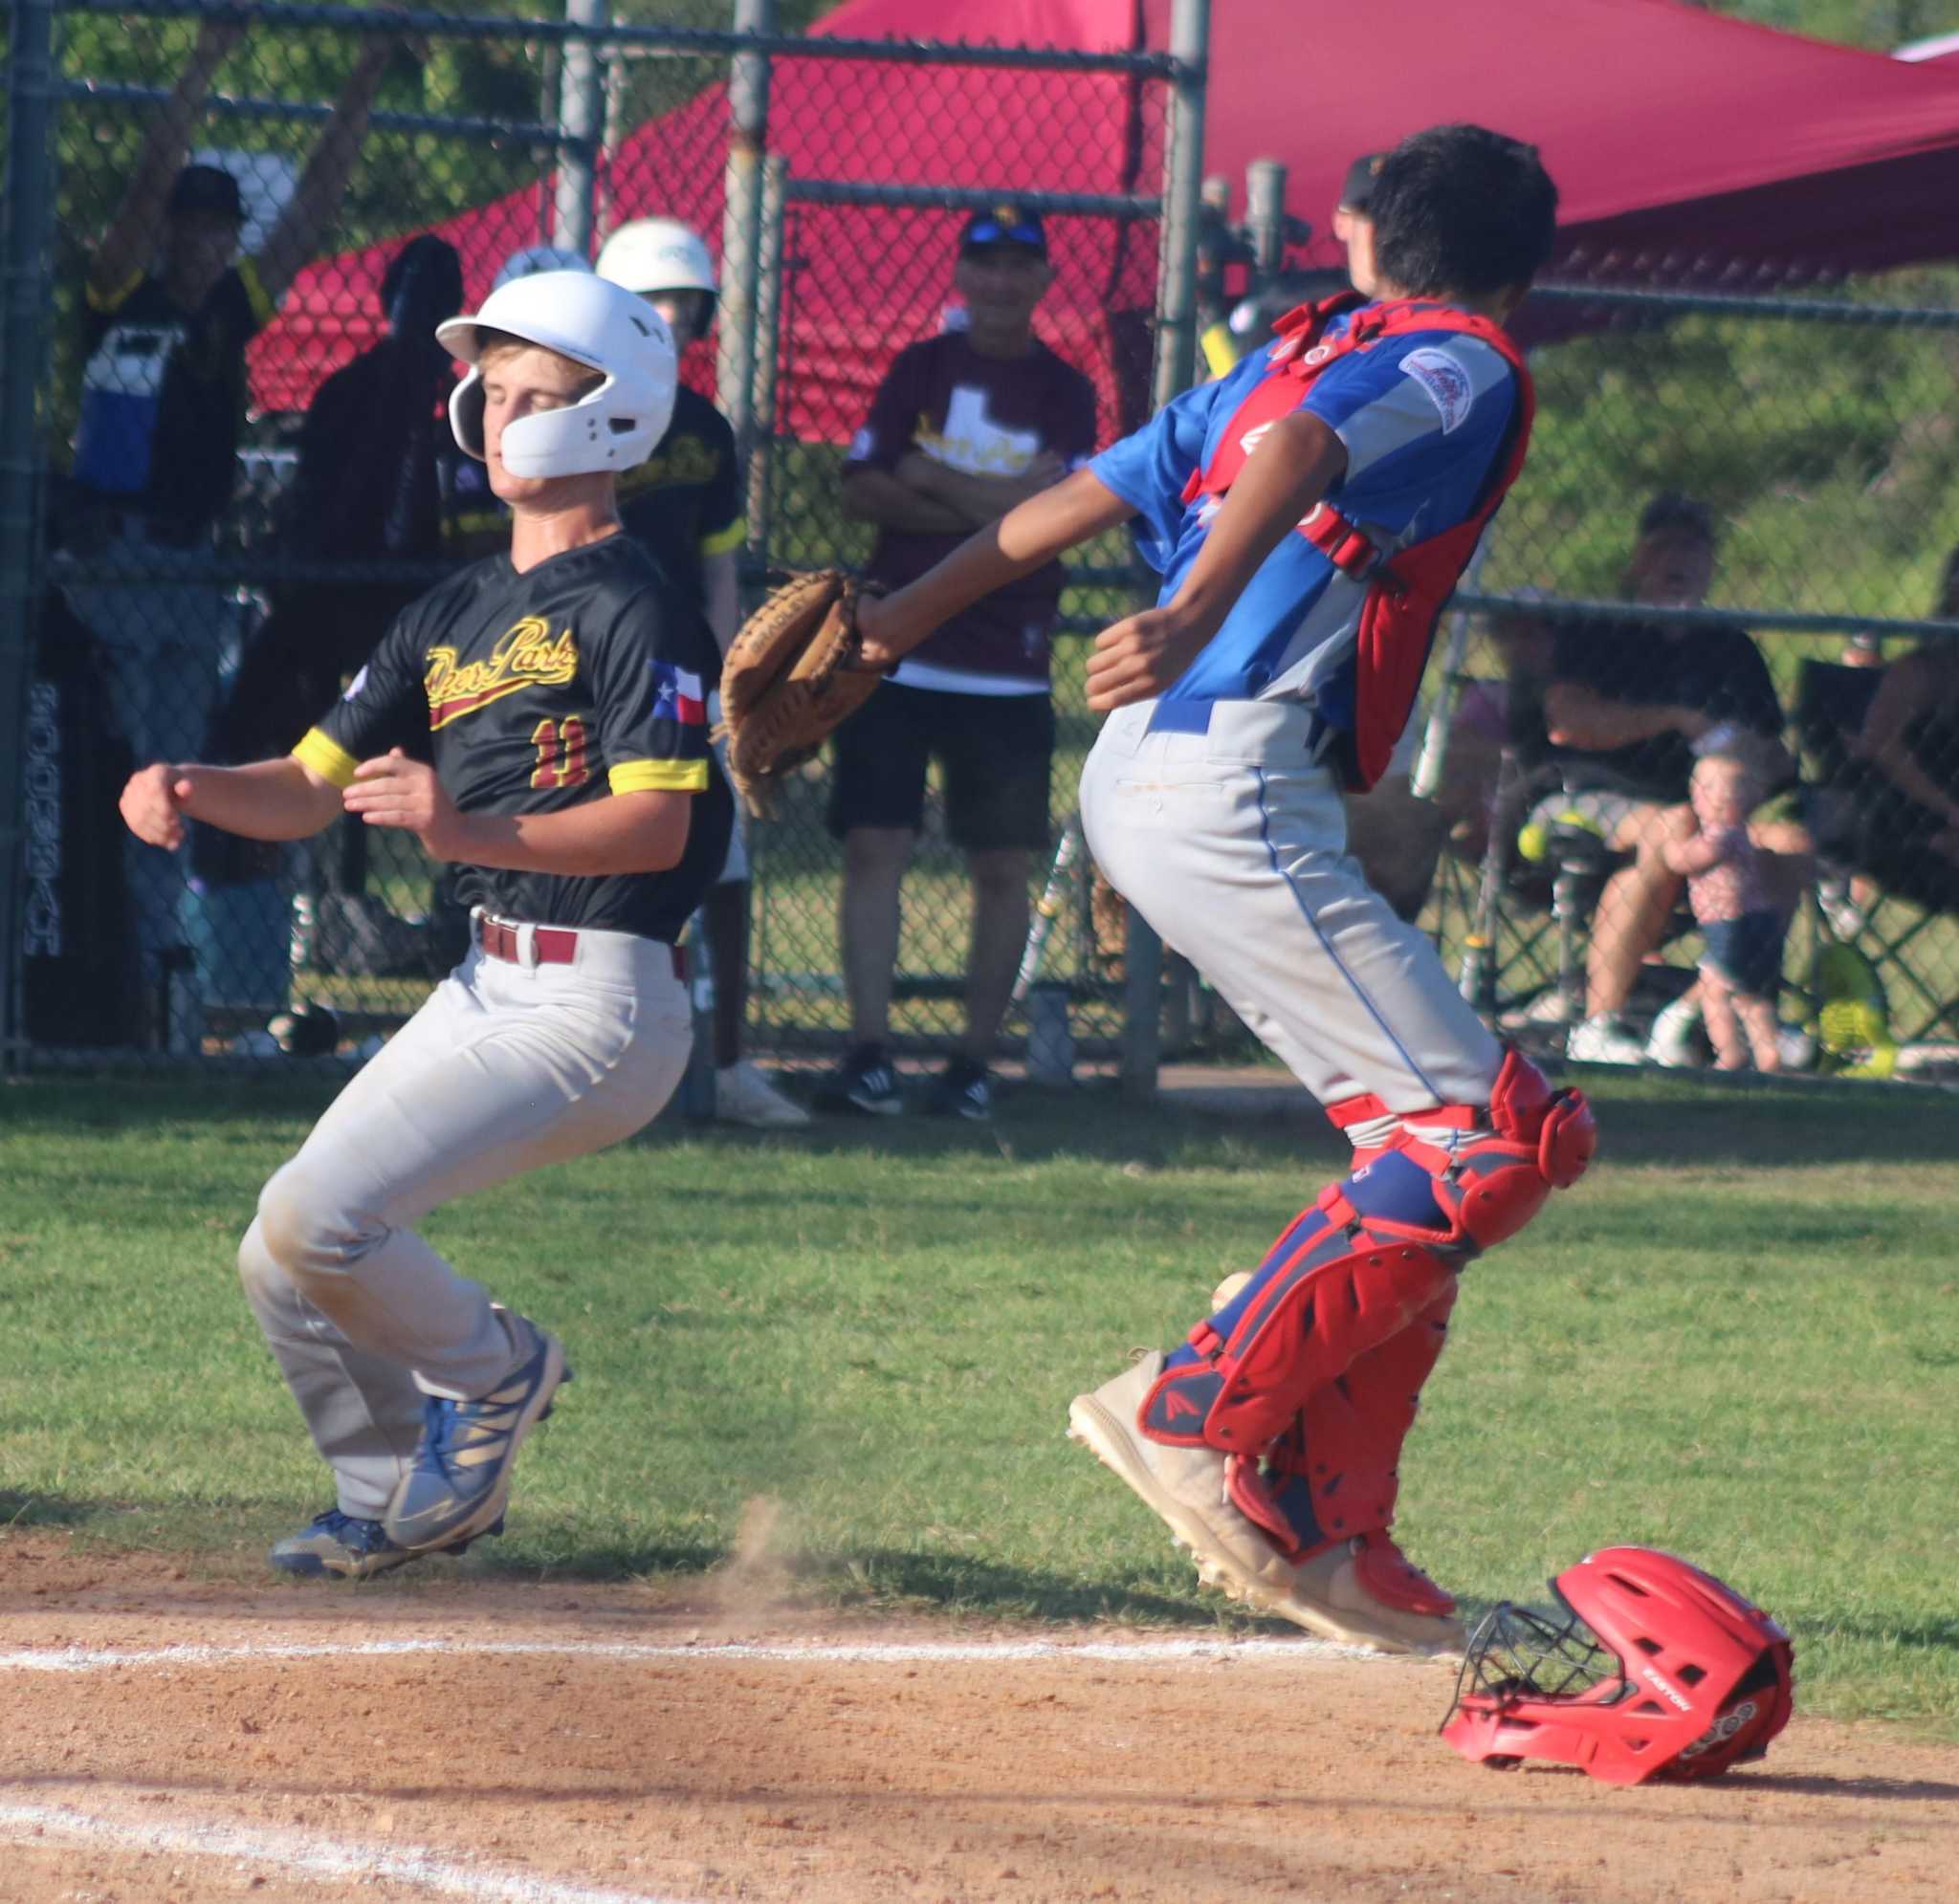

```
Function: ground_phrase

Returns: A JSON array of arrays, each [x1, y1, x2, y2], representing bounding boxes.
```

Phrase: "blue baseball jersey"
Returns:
[[1090, 308, 1521, 730]]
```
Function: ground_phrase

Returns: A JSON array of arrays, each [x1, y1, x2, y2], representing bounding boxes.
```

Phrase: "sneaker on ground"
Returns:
[[715, 1059, 811, 1127], [815, 1043, 902, 1116], [1774, 1021, 1817, 1071], [1498, 988, 1576, 1032], [1566, 1013, 1647, 1064], [927, 1056, 993, 1121], [384, 1310, 567, 1553], [1067, 1352, 1294, 1609], [1646, 994, 1704, 1068], [269, 1506, 502, 1581]]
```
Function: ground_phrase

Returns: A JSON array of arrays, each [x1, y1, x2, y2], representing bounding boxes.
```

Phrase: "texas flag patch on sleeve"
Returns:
[[649, 659, 707, 726], [1399, 347, 1474, 434]]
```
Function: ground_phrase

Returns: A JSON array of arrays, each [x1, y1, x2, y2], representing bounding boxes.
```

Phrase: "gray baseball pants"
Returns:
[[1081, 698, 1503, 1113], [238, 923, 692, 1519]]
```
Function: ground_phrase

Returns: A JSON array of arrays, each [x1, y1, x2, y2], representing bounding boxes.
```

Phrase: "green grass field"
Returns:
[[3, 1069, 1955, 1738]]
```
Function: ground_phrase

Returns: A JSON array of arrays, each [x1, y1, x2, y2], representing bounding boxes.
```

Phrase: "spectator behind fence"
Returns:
[[821, 204, 1099, 1121], [59, 13, 402, 1049], [1662, 729, 1790, 1071], [598, 214, 808, 1129], [196, 235, 469, 1010], [1847, 546, 1959, 860], [1523, 493, 1798, 1064], [1202, 151, 1384, 380]]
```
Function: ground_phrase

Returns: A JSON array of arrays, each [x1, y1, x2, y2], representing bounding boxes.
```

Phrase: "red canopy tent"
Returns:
[[252, 0, 1959, 439]]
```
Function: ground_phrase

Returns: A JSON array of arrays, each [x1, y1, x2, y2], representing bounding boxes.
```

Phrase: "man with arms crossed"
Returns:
[[823, 204, 1098, 1120]]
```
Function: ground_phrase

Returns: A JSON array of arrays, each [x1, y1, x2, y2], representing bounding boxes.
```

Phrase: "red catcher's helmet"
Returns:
[[1439, 1546, 1794, 1786]]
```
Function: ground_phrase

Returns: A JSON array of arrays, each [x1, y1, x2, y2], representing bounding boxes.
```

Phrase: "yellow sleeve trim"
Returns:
[[85, 267, 145, 316], [610, 758, 710, 795], [293, 728, 360, 789], [698, 517, 747, 558], [238, 255, 276, 326]]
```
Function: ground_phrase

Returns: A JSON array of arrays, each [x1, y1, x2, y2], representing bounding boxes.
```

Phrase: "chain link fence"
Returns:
[[8, 0, 1959, 1090], [3, 0, 1186, 1085]]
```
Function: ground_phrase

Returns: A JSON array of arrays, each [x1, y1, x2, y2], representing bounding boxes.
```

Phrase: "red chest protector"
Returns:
[[1181, 291, 1534, 790]]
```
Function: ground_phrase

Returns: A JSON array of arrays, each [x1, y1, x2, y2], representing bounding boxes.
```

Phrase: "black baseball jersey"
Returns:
[[617, 383, 745, 604], [293, 534, 732, 943]]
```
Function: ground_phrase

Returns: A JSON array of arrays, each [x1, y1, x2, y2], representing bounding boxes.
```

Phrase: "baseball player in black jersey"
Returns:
[[598, 216, 808, 1127], [120, 270, 730, 1579]]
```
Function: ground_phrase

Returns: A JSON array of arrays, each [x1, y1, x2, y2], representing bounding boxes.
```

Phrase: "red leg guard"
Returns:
[[1225, 1284, 1458, 1561], [1139, 1049, 1595, 1456]]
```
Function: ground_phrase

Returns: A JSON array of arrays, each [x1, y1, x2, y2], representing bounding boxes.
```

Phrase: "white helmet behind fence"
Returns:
[[492, 244, 593, 292], [597, 217, 718, 317], [436, 271, 678, 479]]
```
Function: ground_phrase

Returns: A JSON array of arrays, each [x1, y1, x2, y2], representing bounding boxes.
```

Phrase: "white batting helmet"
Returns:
[[491, 244, 593, 292], [597, 217, 718, 312], [436, 271, 677, 479]]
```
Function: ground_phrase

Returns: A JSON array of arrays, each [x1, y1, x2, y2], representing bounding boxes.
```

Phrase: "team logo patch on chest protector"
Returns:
[[426, 618, 581, 729]]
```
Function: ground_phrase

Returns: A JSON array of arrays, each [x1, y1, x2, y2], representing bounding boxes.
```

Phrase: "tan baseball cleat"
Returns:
[[1068, 1351, 1295, 1608], [1211, 1527, 1465, 1656], [1072, 1348, 1465, 1656]]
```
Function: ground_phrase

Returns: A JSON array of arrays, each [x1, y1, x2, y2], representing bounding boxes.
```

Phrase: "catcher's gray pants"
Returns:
[[1081, 698, 1502, 1114], [238, 925, 692, 1519]]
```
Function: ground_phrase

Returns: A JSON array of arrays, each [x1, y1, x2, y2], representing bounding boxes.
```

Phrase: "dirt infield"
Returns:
[[2, 1535, 1954, 1903]]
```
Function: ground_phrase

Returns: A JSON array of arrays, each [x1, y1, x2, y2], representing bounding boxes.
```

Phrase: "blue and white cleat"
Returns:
[[384, 1311, 568, 1553], [270, 1507, 504, 1581]]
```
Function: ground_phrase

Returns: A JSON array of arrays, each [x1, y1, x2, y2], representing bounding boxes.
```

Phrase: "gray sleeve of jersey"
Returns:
[[1332, 338, 1512, 483]]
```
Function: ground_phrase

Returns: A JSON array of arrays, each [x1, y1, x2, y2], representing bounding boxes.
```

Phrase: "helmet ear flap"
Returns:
[[451, 368, 487, 462]]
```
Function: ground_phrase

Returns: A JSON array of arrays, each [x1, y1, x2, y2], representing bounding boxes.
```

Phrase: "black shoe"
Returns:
[[817, 1043, 902, 1116], [927, 1056, 993, 1122]]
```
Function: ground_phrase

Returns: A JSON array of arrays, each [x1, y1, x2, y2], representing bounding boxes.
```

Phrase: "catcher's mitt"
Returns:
[[716, 569, 884, 816]]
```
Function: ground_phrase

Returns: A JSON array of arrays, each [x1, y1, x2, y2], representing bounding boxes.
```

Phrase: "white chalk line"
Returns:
[[0, 1632, 1373, 1674], [0, 1799, 694, 1904]]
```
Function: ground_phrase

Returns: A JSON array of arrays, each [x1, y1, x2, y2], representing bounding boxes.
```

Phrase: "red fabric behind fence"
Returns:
[[251, 0, 1959, 437]]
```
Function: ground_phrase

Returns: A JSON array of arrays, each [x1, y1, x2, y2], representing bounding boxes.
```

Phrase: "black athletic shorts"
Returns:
[[826, 680, 1054, 853]]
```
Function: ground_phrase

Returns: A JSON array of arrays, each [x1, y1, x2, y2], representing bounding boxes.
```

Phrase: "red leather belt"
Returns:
[[475, 916, 686, 980]]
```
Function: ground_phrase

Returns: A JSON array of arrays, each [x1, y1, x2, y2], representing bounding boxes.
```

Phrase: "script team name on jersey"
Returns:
[[425, 618, 580, 730]]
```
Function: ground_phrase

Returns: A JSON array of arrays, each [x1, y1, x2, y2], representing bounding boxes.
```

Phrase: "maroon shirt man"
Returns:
[[822, 204, 1099, 1121]]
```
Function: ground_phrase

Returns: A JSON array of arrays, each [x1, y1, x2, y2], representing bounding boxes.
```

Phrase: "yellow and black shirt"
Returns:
[[293, 534, 731, 944], [616, 384, 745, 603]]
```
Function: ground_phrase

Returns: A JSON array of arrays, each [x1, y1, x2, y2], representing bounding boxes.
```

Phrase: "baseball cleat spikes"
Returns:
[[385, 1311, 568, 1554], [269, 1508, 505, 1582], [1195, 1540, 1466, 1656]]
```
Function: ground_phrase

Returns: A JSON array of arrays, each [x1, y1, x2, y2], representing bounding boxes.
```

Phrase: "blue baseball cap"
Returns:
[[961, 202, 1046, 257]]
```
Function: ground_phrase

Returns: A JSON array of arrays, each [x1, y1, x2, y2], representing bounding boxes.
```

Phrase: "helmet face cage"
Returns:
[[1444, 1592, 1619, 1718]]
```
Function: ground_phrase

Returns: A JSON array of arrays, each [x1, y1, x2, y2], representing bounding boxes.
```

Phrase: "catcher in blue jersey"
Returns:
[[851, 125, 1596, 1652], [121, 271, 730, 1579]]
